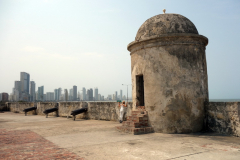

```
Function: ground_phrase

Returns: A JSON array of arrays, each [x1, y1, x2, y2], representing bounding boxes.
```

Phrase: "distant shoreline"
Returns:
[[209, 99, 240, 102]]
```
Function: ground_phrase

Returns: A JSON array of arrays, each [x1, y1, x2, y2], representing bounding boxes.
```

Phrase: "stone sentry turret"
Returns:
[[127, 11, 208, 133]]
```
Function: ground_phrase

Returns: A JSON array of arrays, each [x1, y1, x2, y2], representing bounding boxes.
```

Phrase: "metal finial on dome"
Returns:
[[163, 9, 166, 14]]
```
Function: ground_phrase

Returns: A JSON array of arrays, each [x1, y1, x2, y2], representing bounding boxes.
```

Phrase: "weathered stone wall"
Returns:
[[86, 102, 132, 121], [8, 102, 36, 115], [37, 102, 58, 116], [127, 13, 209, 134], [6, 102, 132, 121], [58, 102, 88, 118], [129, 35, 208, 133], [207, 102, 240, 137]]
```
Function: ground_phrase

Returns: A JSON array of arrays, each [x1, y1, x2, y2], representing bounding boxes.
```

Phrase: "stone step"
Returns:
[[116, 126, 154, 135], [116, 106, 153, 135], [122, 121, 140, 128]]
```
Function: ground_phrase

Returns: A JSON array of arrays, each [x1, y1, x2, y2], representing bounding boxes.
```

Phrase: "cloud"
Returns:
[[21, 46, 45, 53]]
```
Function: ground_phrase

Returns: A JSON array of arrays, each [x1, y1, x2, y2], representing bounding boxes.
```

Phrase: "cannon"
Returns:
[[70, 107, 88, 121], [23, 106, 37, 116], [43, 107, 58, 118]]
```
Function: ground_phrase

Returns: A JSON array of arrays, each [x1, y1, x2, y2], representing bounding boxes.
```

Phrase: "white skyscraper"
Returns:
[[120, 90, 122, 100], [82, 87, 86, 101], [115, 91, 118, 100]]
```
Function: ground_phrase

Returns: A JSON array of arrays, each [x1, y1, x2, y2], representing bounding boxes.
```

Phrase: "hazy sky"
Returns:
[[0, 0, 240, 99]]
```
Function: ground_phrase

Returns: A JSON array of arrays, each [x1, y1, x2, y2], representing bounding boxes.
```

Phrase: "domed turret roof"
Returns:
[[135, 14, 198, 41]]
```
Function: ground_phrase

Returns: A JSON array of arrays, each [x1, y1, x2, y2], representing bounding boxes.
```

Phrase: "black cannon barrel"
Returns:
[[23, 106, 37, 116], [23, 106, 37, 112], [71, 107, 88, 121], [43, 107, 58, 114], [71, 108, 88, 116]]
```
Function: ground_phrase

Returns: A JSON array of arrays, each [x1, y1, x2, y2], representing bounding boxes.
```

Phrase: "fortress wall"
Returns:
[[6, 102, 132, 121], [58, 102, 88, 118], [37, 102, 57, 116], [5, 102, 240, 136], [86, 102, 132, 121], [207, 102, 240, 137], [8, 102, 36, 115]]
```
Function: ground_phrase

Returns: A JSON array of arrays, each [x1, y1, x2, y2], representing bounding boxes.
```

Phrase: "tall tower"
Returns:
[[58, 88, 62, 101], [20, 72, 30, 101], [128, 13, 208, 133], [30, 81, 35, 101], [54, 89, 58, 101], [89, 88, 93, 101], [38, 86, 44, 101], [82, 87, 86, 101], [64, 89, 68, 101], [94, 87, 98, 101], [73, 85, 77, 101], [120, 90, 122, 100], [115, 91, 118, 100]]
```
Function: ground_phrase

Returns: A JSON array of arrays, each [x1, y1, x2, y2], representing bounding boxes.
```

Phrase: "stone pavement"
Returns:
[[0, 112, 240, 160]]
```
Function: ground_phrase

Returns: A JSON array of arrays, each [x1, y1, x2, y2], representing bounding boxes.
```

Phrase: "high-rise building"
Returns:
[[78, 91, 80, 101], [1, 93, 9, 102], [20, 72, 30, 101], [86, 89, 90, 101], [120, 90, 122, 100], [13, 81, 21, 101], [35, 92, 38, 101], [30, 81, 35, 101], [86, 88, 93, 101], [54, 89, 58, 101], [38, 86, 44, 101], [94, 88, 98, 101], [43, 94, 46, 101], [14, 81, 21, 93], [58, 88, 62, 100], [115, 91, 118, 100], [82, 87, 86, 101], [69, 88, 73, 101], [89, 88, 93, 101], [73, 85, 77, 101], [98, 94, 101, 101], [64, 89, 68, 101], [46, 92, 54, 101], [13, 89, 19, 101]]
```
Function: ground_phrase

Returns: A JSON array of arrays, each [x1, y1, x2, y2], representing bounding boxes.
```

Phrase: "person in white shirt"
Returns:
[[118, 101, 128, 123]]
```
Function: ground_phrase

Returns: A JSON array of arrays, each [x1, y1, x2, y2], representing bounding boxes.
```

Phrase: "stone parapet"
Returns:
[[207, 102, 240, 137], [6, 102, 132, 121]]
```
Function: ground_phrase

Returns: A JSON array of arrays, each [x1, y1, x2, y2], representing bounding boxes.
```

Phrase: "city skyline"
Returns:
[[8, 72, 130, 101], [0, 1, 240, 99]]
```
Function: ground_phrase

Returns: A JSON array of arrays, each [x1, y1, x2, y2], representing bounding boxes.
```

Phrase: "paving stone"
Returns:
[[0, 129, 84, 160]]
